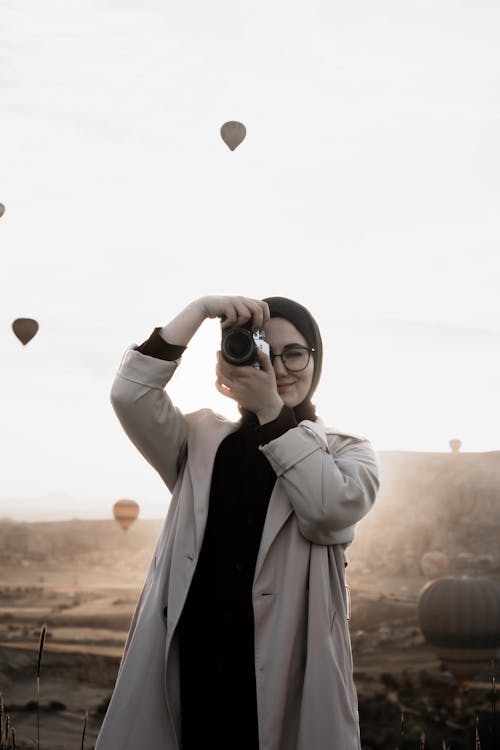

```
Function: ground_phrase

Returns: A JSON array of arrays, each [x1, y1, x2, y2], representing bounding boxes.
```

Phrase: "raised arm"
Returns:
[[110, 351, 188, 493], [160, 295, 271, 345], [110, 295, 271, 491]]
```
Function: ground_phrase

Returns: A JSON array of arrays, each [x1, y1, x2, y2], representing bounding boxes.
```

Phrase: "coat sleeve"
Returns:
[[109, 345, 188, 492], [259, 423, 379, 545]]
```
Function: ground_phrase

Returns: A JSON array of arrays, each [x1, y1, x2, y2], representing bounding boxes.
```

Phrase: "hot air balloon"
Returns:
[[449, 438, 461, 453], [417, 576, 500, 684], [220, 121, 246, 151], [12, 318, 39, 345], [113, 499, 140, 532], [0, 203, 5, 218]]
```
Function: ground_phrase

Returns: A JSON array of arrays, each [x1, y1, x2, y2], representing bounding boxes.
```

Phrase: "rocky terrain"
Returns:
[[1, 447, 500, 749]]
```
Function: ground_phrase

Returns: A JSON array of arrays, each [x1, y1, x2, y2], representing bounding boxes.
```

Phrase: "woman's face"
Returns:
[[263, 317, 314, 409]]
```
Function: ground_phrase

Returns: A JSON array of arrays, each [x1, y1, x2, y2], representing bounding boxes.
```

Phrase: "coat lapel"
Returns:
[[188, 414, 239, 553], [253, 485, 293, 584], [165, 415, 238, 639]]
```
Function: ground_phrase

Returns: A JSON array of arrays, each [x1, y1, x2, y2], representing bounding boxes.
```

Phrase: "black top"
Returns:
[[134, 328, 298, 749]]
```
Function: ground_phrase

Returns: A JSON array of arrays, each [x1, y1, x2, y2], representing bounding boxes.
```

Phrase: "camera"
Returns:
[[220, 318, 270, 368]]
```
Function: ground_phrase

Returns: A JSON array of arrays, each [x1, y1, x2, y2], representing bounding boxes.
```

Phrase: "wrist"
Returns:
[[160, 300, 207, 347], [256, 398, 284, 426], [197, 295, 219, 321], [189, 298, 208, 320]]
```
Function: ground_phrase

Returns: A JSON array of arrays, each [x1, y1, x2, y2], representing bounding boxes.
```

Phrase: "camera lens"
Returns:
[[221, 327, 255, 366]]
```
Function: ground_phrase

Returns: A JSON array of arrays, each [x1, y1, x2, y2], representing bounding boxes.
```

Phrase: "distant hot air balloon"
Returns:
[[220, 121, 246, 151], [12, 318, 39, 345], [113, 499, 140, 532], [417, 576, 500, 684], [0, 203, 5, 218]]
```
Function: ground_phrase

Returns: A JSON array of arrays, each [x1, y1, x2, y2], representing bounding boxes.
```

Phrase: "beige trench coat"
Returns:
[[95, 345, 379, 750]]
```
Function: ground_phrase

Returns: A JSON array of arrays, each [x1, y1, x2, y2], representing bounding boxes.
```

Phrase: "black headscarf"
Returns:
[[240, 296, 323, 425]]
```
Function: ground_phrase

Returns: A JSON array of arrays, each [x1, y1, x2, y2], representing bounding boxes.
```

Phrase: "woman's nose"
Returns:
[[272, 356, 288, 376]]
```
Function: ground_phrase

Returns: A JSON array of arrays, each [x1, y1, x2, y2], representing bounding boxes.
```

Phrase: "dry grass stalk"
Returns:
[[36, 624, 47, 750], [394, 709, 406, 750], [492, 658, 497, 748], [5, 715, 10, 750], [3, 714, 10, 750], [0, 692, 4, 750], [80, 710, 88, 750], [475, 713, 481, 749]]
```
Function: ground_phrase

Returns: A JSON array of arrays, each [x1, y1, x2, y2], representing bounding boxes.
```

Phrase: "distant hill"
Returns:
[[348, 449, 500, 576], [0, 518, 163, 568], [1, 450, 499, 576]]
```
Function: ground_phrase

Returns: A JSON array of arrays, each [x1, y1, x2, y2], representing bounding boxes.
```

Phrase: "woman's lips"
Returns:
[[277, 383, 294, 391]]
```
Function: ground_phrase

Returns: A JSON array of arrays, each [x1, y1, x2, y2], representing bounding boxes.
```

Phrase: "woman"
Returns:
[[95, 294, 379, 750]]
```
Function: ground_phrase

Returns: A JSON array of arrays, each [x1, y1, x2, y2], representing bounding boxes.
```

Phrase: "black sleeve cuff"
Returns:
[[134, 327, 187, 361], [253, 405, 298, 446]]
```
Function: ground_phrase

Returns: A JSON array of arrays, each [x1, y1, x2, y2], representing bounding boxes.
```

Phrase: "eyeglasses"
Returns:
[[270, 346, 315, 372]]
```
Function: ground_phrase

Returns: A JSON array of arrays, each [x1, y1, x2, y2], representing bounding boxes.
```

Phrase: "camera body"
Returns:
[[221, 319, 270, 368]]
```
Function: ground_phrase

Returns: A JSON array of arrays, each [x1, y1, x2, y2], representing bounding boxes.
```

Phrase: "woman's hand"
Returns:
[[215, 348, 284, 424], [200, 295, 270, 331], [159, 295, 269, 348]]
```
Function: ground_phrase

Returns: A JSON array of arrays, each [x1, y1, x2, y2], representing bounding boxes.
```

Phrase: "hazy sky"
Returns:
[[1, 0, 499, 520]]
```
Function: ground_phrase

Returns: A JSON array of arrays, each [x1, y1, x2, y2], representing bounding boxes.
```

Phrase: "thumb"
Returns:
[[256, 346, 273, 373]]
